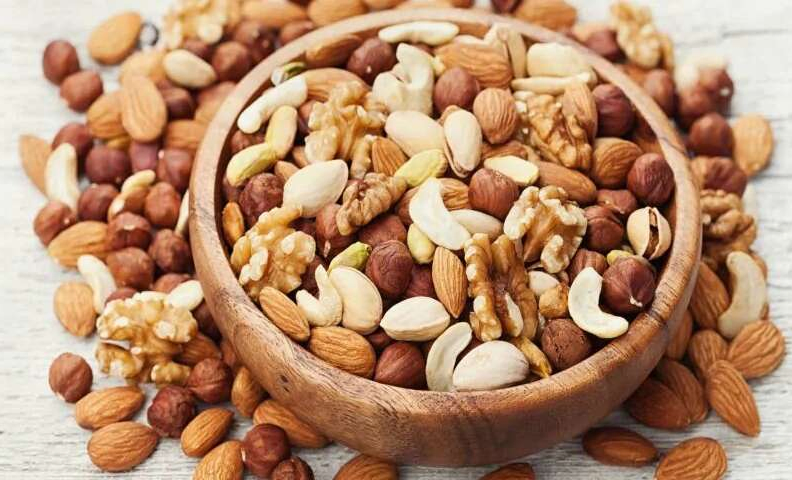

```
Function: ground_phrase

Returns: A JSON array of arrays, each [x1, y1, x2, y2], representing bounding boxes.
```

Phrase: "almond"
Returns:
[[515, 0, 577, 31], [231, 367, 265, 418], [535, 160, 597, 205], [589, 137, 643, 188], [75, 386, 145, 430], [53, 281, 96, 337], [87, 421, 158, 472], [624, 378, 691, 430], [435, 43, 514, 89], [473, 88, 519, 145], [372, 137, 407, 176], [334, 454, 398, 480], [253, 399, 330, 449], [561, 81, 598, 140], [727, 320, 786, 379], [481, 463, 536, 479], [164, 119, 206, 153], [732, 114, 774, 176], [582, 426, 657, 467], [119, 49, 167, 84], [655, 358, 709, 423], [176, 332, 222, 366], [306, 34, 362, 68], [87, 92, 127, 140], [687, 329, 728, 380], [18, 134, 50, 192], [194, 440, 244, 480], [706, 359, 761, 437], [655, 437, 727, 480], [308, 0, 367, 27], [308, 326, 376, 378], [241, 0, 308, 29], [181, 408, 235, 458], [688, 261, 729, 330], [431, 247, 468, 319], [303, 68, 368, 102], [47, 221, 109, 268], [666, 309, 693, 360], [259, 287, 311, 342], [120, 75, 167, 143], [87, 12, 143, 65]]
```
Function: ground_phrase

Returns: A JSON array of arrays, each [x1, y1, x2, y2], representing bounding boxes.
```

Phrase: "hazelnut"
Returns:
[[596, 189, 638, 220], [107, 247, 155, 290], [243, 424, 292, 478], [186, 358, 233, 404], [541, 318, 593, 371], [593, 84, 635, 137], [149, 229, 192, 273], [106, 212, 152, 250], [48, 352, 92, 403], [433, 67, 480, 113], [194, 302, 221, 340], [365, 240, 413, 298], [160, 87, 196, 120], [567, 248, 607, 283], [627, 153, 675, 206], [232, 20, 277, 63], [42, 40, 80, 85], [491, 0, 519, 12], [642, 70, 676, 116], [129, 141, 160, 172], [676, 86, 716, 129], [144, 182, 182, 228], [182, 39, 214, 61], [147, 385, 196, 438], [77, 184, 119, 221], [346, 37, 397, 85], [279, 20, 315, 45], [688, 112, 734, 157], [689, 156, 747, 196], [404, 265, 436, 299], [153, 273, 191, 293], [539, 283, 570, 320], [358, 214, 407, 248], [374, 342, 426, 389], [583, 29, 622, 62], [230, 129, 267, 155], [601, 257, 656, 315], [699, 67, 734, 111], [223, 175, 245, 203], [315, 203, 354, 258], [366, 328, 393, 353], [157, 148, 193, 192], [85, 145, 132, 185], [272, 456, 315, 480], [52, 122, 93, 160], [300, 257, 325, 297], [33, 201, 76, 245], [239, 173, 283, 226], [584, 206, 625, 253], [59, 70, 103, 112], [468, 168, 519, 220], [106, 287, 137, 303], [212, 41, 253, 82]]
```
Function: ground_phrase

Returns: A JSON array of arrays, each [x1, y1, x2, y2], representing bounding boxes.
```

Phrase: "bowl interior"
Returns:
[[190, 8, 701, 466]]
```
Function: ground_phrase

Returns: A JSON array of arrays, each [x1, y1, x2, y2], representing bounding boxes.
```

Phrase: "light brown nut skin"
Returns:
[[242, 424, 291, 478], [34, 201, 77, 246], [147, 385, 196, 438], [186, 358, 234, 404], [42, 40, 80, 85], [60, 70, 103, 112], [540, 318, 592, 371], [49, 352, 92, 403]]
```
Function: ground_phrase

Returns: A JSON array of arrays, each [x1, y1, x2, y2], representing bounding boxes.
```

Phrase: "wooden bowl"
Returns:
[[190, 8, 701, 467]]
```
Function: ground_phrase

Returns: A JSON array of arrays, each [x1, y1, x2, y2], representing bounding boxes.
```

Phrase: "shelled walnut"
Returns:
[[336, 172, 407, 235]]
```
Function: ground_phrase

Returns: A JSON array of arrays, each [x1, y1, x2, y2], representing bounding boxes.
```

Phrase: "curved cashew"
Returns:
[[108, 169, 156, 220], [175, 189, 190, 238], [328, 266, 382, 334], [372, 43, 434, 115], [409, 178, 471, 250], [166, 279, 203, 311], [45, 143, 80, 210], [718, 251, 768, 339], [568, 267, 629, 339], [296, 265, 343, 327], [378, 21, 459, 46], [237, 75, 307, 134], [77, 255, 117, 314], [426, 322, 472, 392]]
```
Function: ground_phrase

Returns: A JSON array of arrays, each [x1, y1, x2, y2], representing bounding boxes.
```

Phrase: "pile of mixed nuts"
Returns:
[[19, 0, 784, 479]]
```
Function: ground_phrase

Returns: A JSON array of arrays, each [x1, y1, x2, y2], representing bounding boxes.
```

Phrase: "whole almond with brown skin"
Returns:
[[231, 367, 266, 418], [306, 34, 362, 68], [582, 427, 657, 467], [515, 0, 577, 31], [535, 161, 597, 205], [241, 0, 308, 29], [181, 408, 235, 458], [176, 332, 222, 366], [432, 247, 468, 319], [562, 82, 598, 141], [624, 378, 691, 430], [590, 138, 643, 188], [308, 0, 366, 26], [54, 281, 96, 337], [732, 114, 774, 176], [666, 309, 693, 360], [655, 358, 709, 423], [687, 329, 728, 380], [436, 43, 513, 89], [481, 462, 536, 479], [334, 454, 398, 480], [87, 92, 127, 140], [259, 287, 311, 342], [165, 119, 206, 153], [727, 320, 786, 379], [19, 134, 50, 192], [88, 12, 143, 65], [87, 421, 158, 472], [655, 437, 727, 480], [194, 440, 244, 480], [47, 221, 109, 268], [372, 137, 407, 176], [688, 262, 729, 330], [706, 359, 761, 436], [308, 326, 376, 378], [120, 75, 167, 143], [254, 399, 329, 449], [473, 88, 519, 145], [75, 386, 145, 430]]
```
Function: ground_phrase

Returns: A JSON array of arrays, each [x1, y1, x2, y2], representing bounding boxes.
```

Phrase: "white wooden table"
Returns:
[[1, 0, 790, 478]]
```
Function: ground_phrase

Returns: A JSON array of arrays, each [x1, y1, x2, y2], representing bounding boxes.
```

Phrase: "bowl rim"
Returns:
[[190, 6, 700, 453]]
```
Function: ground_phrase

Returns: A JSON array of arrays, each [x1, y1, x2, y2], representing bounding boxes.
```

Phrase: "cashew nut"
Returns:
[[237, 75, 308, 134], [380, 296, 450, 341], [443, 109, 482, 178], [77, 255, 117, 314], [328, 266, 382, 335], [166, 279, 203, 311], [718, 251, 768, 339], [296, 265, 343, 327], [426, 322, 472, 392], [452, 340, 530, 392], [483, 23, 527, 79], [378, 21, 459, 46], [513, 42, 597, 95], [372, 43, 435, 115], [45, 143, 80, 210], [409, 178, 471, 250], [108, 169, 156, 220], [568, 267, 629, 339], [175, 189, 190, 238]]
